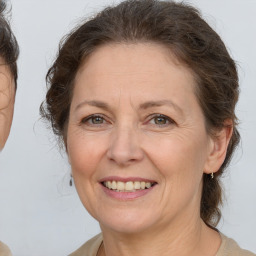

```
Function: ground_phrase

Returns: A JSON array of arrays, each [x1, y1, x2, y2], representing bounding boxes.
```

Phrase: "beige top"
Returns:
[[0, 241, 12, 256], [69, 233, 256, 256], [216, 233, 255, 256]]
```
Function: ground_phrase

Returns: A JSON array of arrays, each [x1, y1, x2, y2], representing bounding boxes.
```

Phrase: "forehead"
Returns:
[[79, 42, 189, 74], [70, 43, 203, 121], [74, 42, 196, 94]]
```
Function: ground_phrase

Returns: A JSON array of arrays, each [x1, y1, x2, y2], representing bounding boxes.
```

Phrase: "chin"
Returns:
[[96, 207, 160, 235]]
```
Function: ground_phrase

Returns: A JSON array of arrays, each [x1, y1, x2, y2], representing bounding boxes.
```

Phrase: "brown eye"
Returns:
[[147, 114, 174, 127], [91, 116, 104, 124], [154, 116, 168, 125], [81, 115, 106, 125]]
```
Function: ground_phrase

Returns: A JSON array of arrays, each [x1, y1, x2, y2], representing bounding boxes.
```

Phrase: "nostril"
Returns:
[[107, 148, 143, 165]]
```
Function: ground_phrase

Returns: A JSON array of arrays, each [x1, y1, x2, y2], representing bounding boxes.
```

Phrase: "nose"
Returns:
[[106, 125, 144, 166]]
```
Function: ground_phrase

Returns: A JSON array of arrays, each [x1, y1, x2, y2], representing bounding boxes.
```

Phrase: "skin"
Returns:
[[67, 43, 232, 256], [0, 58, 15, 151]]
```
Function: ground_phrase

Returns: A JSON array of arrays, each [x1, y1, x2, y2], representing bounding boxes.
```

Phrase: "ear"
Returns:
[[204, 120, 233, 175]]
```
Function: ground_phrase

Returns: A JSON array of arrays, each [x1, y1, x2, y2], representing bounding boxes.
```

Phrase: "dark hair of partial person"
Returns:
[[40, 0, 240, 228], [0, 0, 19, 88]]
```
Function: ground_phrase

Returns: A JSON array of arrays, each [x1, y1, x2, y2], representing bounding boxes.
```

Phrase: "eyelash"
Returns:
[[80, 114, 175, 128], [81, 114, 108, 126], [146, 114, 175, 127]]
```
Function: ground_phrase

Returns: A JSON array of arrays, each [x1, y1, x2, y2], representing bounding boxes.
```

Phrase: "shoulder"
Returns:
[[216, 233, 256, 256], [68, 234, 103, 256], [0, 241, 12, 256]]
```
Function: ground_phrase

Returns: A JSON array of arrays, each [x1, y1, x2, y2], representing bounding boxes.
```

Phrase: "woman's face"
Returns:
[[0, 60, 15, 151], [67, 43, 216, 234]]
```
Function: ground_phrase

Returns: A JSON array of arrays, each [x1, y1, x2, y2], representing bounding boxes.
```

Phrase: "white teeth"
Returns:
[[145, 182, 151, 188], [107, 181, 112, 189], [103, 180, 155, 191], [117, 181, 125, 191], [125, 181, 134, 191], [111, 181, 117, 189], [134, 181, 140, 190]]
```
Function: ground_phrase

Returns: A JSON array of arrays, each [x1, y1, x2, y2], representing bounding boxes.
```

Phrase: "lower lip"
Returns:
[[101, 184, 155, 200]]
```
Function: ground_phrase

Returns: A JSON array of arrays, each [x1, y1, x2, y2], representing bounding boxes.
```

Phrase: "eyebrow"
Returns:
[[75, 99, 183, 114], [139, 100, 183, 114], [75, 100, 111, 111]]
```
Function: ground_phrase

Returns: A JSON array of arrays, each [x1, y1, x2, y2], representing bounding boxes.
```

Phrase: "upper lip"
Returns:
[[99, 176, 157, 183]]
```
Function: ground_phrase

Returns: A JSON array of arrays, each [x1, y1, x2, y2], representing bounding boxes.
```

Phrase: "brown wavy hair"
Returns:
[[0, 1, 19, 88], [40, 0, 240, 228]]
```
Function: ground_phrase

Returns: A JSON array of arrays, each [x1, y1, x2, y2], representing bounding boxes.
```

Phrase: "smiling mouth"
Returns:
[[102, 181, 157, 192]]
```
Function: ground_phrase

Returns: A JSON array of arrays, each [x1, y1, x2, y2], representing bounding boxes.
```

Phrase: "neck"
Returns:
[[100, 216, 221, 256]]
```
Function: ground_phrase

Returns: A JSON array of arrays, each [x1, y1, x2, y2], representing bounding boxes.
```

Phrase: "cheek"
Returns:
[[67, 128, 106, 176], [144, 132, 207, 182], [147, 135, 207, 211]]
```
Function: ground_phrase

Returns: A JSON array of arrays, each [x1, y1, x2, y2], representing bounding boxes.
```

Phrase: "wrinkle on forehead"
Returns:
[[78, 42, 183, 75], [72, 42, 197, 116]]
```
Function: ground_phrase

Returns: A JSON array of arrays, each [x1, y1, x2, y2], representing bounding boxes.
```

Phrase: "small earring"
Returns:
[[211, 172, 214, 179], [69, 174, 73, 186]]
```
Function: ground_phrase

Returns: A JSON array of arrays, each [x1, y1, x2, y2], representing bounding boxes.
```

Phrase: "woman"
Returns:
[[41, 0, 255, 255], [0, 1, 18, 152], [0, 1, 19, 255]]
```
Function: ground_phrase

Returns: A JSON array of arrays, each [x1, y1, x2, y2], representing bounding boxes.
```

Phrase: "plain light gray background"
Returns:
[[0, 0, 255, 255]]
